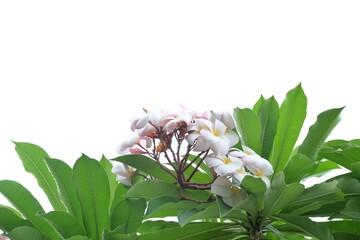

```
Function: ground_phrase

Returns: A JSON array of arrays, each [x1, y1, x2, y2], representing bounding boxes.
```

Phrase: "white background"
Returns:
[[0, 1, 360, 211]]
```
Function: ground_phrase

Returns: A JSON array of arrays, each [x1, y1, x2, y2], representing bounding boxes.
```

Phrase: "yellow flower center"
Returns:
[[231, 186, 240, 193], [223, 157, 231, 164], [213, 129, 220, 137], [255, 169, 263, 176]]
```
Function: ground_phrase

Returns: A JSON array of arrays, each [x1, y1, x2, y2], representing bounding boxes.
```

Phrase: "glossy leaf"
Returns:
[[241, 175, 267, 209], [112, 155, 175, 182], [283, 154, 317, 183], [272, 214, 333, 240], [298, 108, 343, 160], [263, 173, 304, 218], [233, 107, 261, 153], [111, 198, 146, 233], [258, 96, 279, 159], [138, 220, 179, 234], [40, 211, 86, 238], [269, 84, 307, 174], [0, 205, 33, 232], [13, 142, 65, 211], [45, 157, 83, 223], [73, 154, 110, 240]]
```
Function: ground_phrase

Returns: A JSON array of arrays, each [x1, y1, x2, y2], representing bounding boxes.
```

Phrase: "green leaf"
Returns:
[[100, 155, 118, 211], [321, 220, 360, 236], [269, 84, 307, 174], [111, 198, 146, 233], [253, 95, 265, 115], [258, 96, 279, 159], [308, 160, 340, 177], [145, 199, 207, 218], [65, 236, 91, 240], [319, 146, 360, 170], [110, 184, 129, 212], [0, 180, 44, 217], [351, 161, 360, 179], [298, 107, 343, 160], [272, 214, 333, 240], [138, 222, 238, 240], [284, 181, 344, 215], [112, 155, 175, 182], [13, 142, 65, 211], [241, 175, 267, 210], [44, 158, 83, 223], [73, 154, 110, 240], [8, 226, 48, 240], [40, 211, 86, 238], [233, 107, 261, 153], [177, 204, 219, 227], [0, 205, 33, 232], [125, 180, 179, 199], [138, 220, 179, 234], [263, 173, 304, 218], [102, 227, 138, 240], [341, 197, 360, 219], [336, 175, 360, 197], [283, 154, 317, 183]]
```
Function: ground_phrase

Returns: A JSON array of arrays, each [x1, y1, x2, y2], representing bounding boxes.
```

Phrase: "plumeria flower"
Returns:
[[131, 109, 175, 131], [186, 119, 239, 155], [211, 177, 246, 207], [209, 110, 236, 130], [205, 152, 243, 176], [163, 111, 193, 133], [111, 163, 136, 186], [117, 134, 152, 154], [232, 166, 250, 183], [239, 146, 274, 187]]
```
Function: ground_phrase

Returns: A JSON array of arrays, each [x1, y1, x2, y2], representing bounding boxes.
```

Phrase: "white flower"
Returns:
[[111, 163, 136, 186], [117, 134, 152, 154], [211, 177, 246, 207], [232, 166, 250, 183], [205, 152, 243, 176], [186, 119, 239, 155]]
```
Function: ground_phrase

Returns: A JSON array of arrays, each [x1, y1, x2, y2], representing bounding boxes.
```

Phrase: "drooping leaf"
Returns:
[[45, 157, 83, 223], [0, 205, 33, 232], [272, 214, 333, 240], [112, 155, 175, 182], [111, 198, 146, 233], [269, 84, 307, 174], [13, 142, 65, 211], [283, 154, 317, 183], [8, 226, 48, 240], [233, 107, 261, 154], [298, 107, 343, 160], [258, 96, 279, 159], [73, 154, 110, 240], [40, 211, 86, 239], [263, 173, 304, 218]]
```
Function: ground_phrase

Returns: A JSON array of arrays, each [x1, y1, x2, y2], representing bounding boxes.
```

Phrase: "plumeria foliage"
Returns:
[[1, 84, 360, 240]]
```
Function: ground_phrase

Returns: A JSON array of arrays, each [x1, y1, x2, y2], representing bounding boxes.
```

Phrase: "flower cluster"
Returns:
[[113, 107, 274, 205]]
